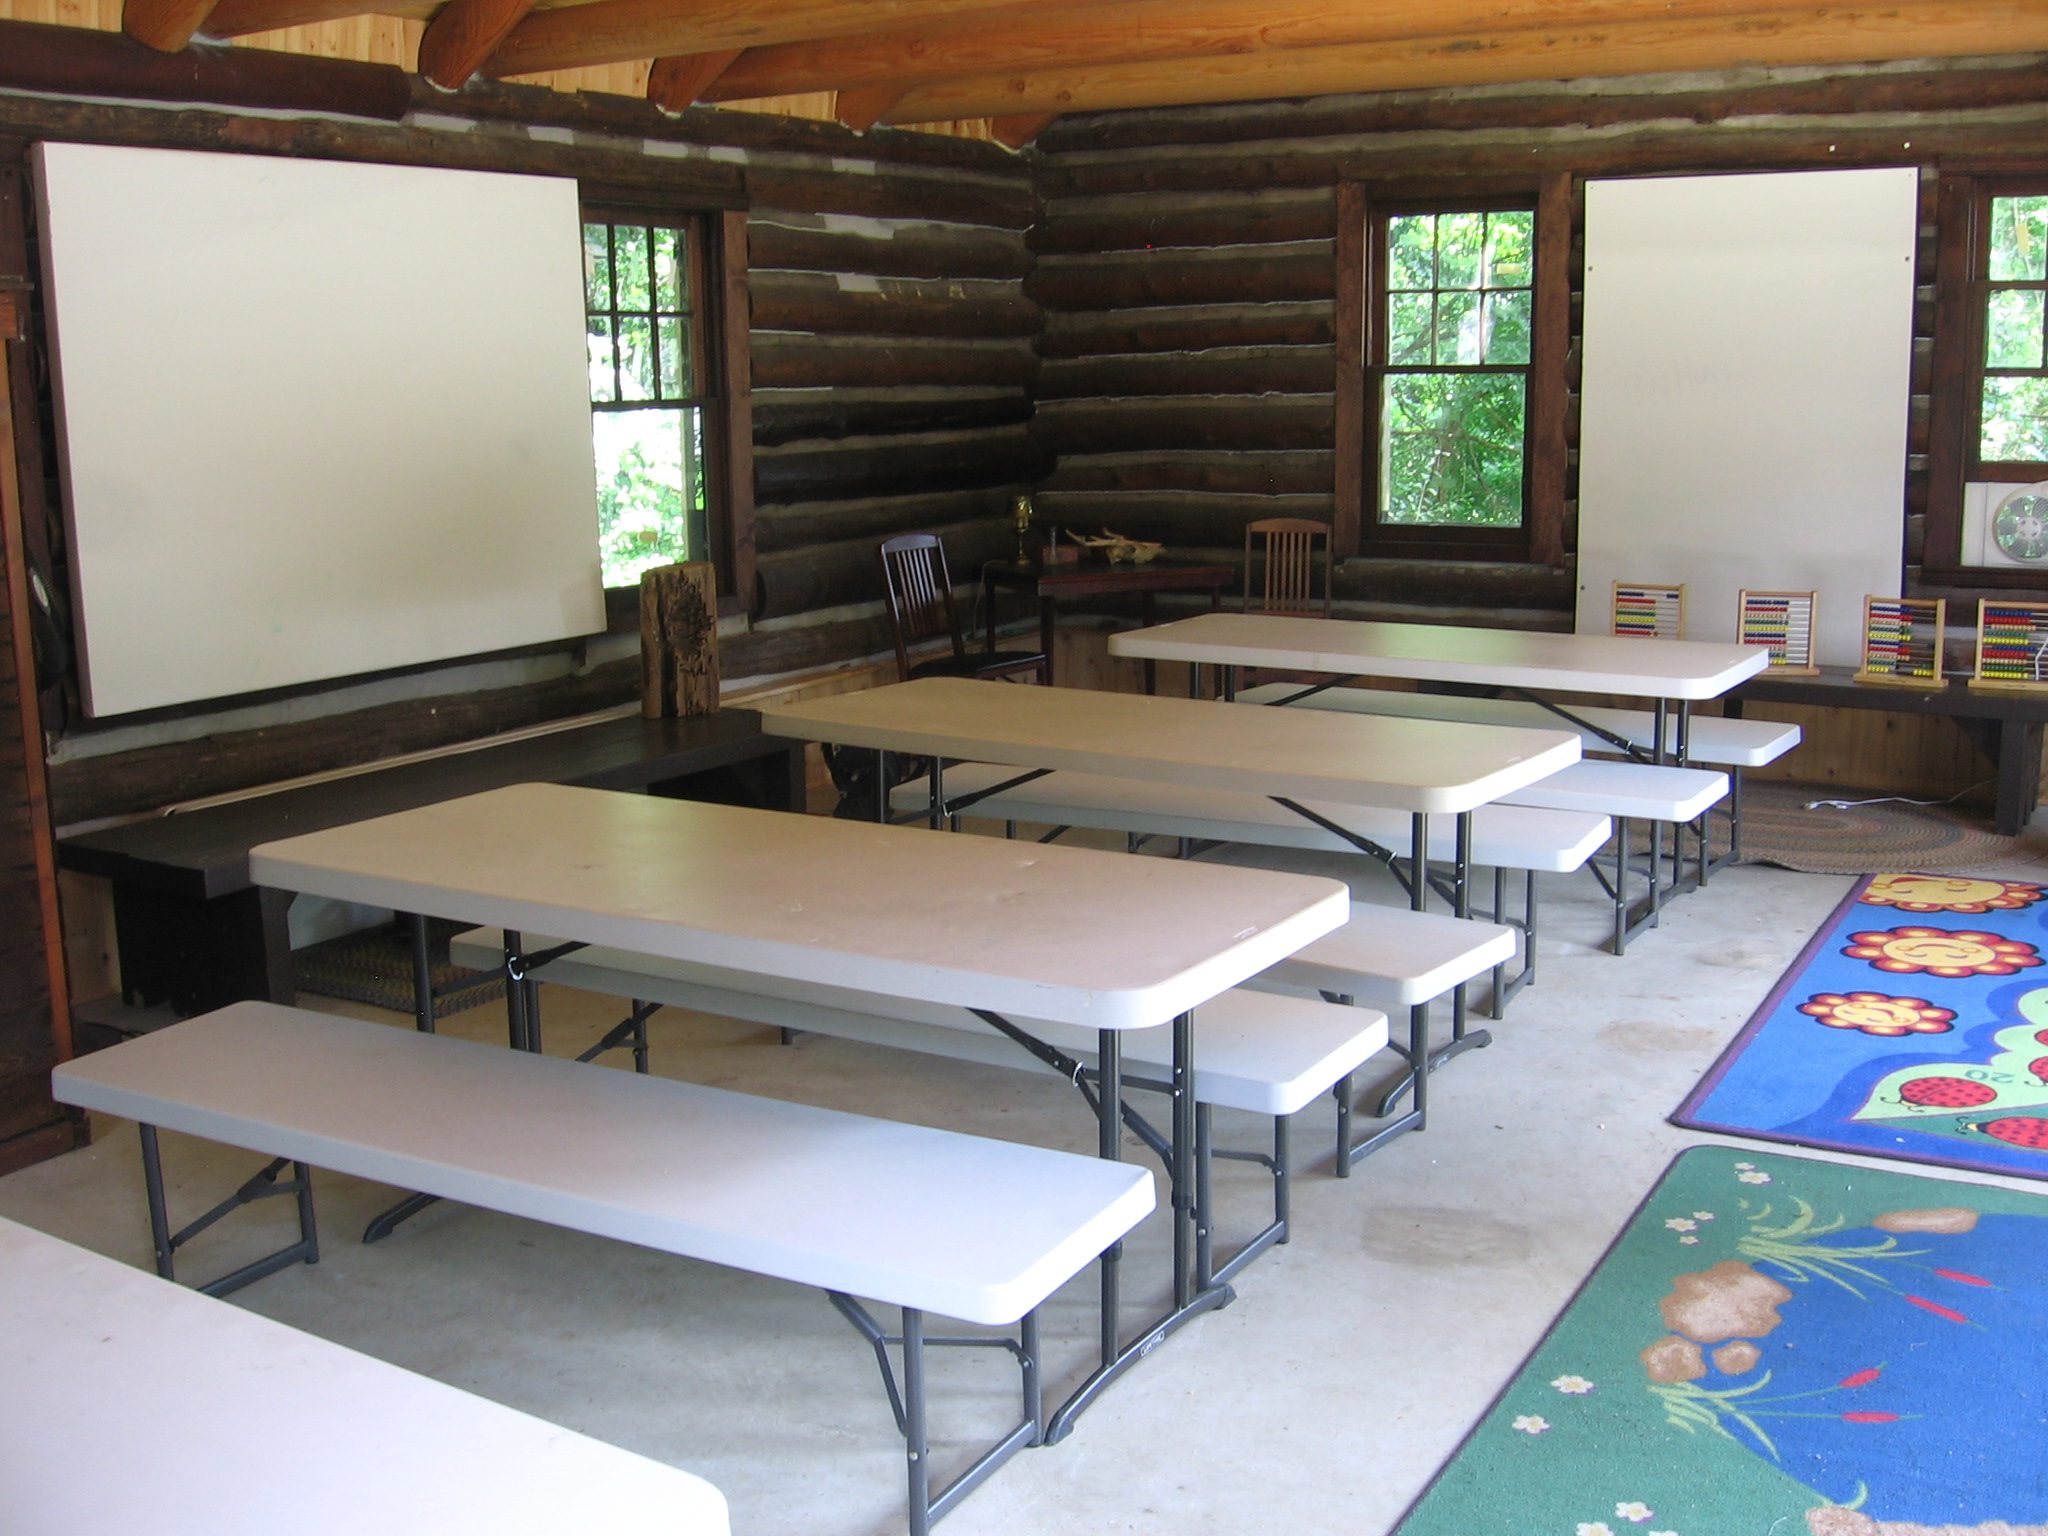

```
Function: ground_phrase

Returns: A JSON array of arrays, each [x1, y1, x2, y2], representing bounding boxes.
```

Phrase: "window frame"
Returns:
[[1968, 178, 2048, 484], [1926, 167, 2048, 586], [1336, 179, 1569, 566], [1366, 197, 1535, 557], [580, 193, 753, 626]]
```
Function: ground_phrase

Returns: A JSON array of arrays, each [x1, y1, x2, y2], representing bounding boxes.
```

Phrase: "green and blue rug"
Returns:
[[1675, 873, 2048, 1181], [1394, 1146, 2048, 1535]]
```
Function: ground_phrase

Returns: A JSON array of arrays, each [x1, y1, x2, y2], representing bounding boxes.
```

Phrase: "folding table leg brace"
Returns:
[[366, 925, 579, 1244], [1266, 805, 1493, 1141], [829, 1297, 1046, 1536], [1043, 1012, 1231, 1443], [137, 1124, 319, 1298]]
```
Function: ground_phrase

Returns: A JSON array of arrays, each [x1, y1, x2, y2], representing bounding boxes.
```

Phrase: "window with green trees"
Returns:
[[1980, 191, 2048, 470], [584, 217, 714, 587], [1371, 206, 1534, 537]]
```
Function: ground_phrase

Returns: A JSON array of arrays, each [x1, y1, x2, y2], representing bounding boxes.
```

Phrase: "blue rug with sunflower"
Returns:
[[1393, 1146, 2048, 1535], [1674, 872, 2048, 1181]]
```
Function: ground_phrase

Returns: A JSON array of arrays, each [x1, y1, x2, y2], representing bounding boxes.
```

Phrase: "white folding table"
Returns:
[[1109, 611, 1770, 913], [0, 1215, 731, 1536], [248, 782, 1348, 1438], [758, 677, 1581, 1140], [762, 673, 1579, 816], [1104, 611, 1770, 707]]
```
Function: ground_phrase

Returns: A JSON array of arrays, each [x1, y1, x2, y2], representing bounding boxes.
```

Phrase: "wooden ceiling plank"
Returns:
[[418, 0, 537, 89], [485, 0, 1041, 81], [832, 85, 908, 132], [201, 0, 422, 39], [648, 49, 743, 113], [703, 0, 1818, 102], [989, 114, 1058, 150], [882, 3, 2048, 123], [124, 0, 226, 52]]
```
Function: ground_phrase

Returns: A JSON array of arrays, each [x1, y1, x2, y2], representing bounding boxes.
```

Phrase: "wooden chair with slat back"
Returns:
[[878, 533, 1049, 684], [1243, 517, 1333, 617]]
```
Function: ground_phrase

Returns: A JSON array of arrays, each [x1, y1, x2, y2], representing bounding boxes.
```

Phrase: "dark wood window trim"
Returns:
[[581, 189, 754, 628], [1335, 178, 1568, 565], [1332, 183, 1366, 558], [1528, 173, 1571, 569], [1926, 166, 2048, 587]]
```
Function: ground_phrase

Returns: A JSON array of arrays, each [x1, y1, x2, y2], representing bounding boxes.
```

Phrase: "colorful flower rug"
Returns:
[[1674, 873, 2048, 1182], [1392, 1146, 2048, 1535]]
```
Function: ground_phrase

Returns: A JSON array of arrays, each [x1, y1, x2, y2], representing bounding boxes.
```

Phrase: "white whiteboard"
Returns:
[[34, 143, 605, 717], [1575, 168, 1918, 666]]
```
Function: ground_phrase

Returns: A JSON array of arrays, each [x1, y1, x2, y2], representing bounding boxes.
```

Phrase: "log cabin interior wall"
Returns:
[[2, 34, 2044, 823], [0, 17, 2045, 1143], [0, 35, 1040, 826]]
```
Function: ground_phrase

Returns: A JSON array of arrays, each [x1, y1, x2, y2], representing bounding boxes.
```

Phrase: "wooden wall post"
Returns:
[[640, 561, 721, 717], [0, 310, 82, 1172]]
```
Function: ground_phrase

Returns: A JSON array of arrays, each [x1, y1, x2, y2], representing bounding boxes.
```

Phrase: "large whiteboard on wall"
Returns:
[[1575, 167, 1918, 666], [33, 142, 605, 718]]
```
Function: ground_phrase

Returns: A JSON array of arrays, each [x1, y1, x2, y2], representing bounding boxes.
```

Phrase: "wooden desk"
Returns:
[[249, 783, 1348, 1436], [981, 560, 1233, 686], [1, 1216, 731, 1535], [1728, 665, 2048, 835], [59, 710, 805, 1015]]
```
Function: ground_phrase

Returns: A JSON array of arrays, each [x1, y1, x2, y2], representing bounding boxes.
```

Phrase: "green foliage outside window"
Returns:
[[593, 407, 705, 581], [1380, 209, 1533, 527], [585, 220, 710, 586], [1983, 195, 2048, 465]]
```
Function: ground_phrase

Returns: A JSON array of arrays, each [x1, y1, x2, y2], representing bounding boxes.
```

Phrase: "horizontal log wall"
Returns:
[[1028, 191, 1340, 575], [744, 161, 1042, 644], [0, 43, 1039, 824], [1029, 59, 2048, 625], [16, 40, 2048, 832]]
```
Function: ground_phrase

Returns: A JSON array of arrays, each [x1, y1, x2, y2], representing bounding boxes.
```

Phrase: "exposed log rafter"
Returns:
[[696, 0, 1819, 103], [123, 0, 223, 52], [416, 0, 535, 90], [199, 0, 391, 40], [990, 114, 1057, 150], [51, 1, 2048, 147], [833, 84, 908, 133], [647, 48, 741, 113], [880, 4, 2048, 123], [483, 0, 1041, 82]]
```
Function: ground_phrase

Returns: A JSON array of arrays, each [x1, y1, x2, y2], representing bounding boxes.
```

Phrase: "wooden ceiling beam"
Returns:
[[882, 3, 2048, 124], [647, 49, 742, 113], [833, 85, 908, 133], [124, 0, 225, 52], [418, 0, 536, 89], [484, 0, 1040, 81], [701, 0, 1808, 103], [989, 114, 1058, 150]]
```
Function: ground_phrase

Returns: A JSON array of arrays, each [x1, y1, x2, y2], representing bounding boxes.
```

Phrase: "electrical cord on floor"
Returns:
[[1803, 779, 1992, 811]]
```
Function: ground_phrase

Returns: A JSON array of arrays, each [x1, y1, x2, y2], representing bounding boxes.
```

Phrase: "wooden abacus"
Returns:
[[1971, 599, 2048, 692], [1852, 596, 1946, 688], [1736, 589, 1818, 675], [1611, 581, 1684, 639]]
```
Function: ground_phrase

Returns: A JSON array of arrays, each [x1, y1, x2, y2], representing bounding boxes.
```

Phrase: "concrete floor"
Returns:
[[9, 827, 2048, 1536]]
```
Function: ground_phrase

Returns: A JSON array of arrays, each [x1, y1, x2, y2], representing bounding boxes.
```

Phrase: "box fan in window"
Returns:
[[1988, 482, 2048, 565]]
